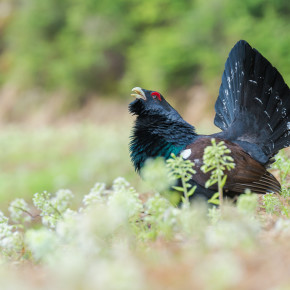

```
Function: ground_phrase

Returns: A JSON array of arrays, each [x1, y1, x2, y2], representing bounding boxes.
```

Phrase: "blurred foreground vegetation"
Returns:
[[0, 150, 289, 289], [0, 0, 289, 114]]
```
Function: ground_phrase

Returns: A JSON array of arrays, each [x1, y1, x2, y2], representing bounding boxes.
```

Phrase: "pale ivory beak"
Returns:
[[131, 87, 146, 100]]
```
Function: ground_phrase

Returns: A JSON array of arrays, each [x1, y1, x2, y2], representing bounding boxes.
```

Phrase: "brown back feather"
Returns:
[[185, 138, 281, 195]]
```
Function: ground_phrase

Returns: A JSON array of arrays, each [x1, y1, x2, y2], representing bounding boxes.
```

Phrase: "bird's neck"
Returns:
[[130, 114, 197, 171]]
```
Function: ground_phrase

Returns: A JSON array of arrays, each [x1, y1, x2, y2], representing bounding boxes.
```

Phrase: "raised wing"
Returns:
[[214, 40, 290, 164]]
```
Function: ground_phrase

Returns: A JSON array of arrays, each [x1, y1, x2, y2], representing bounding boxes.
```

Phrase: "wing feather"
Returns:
[[183, 138, 281, 196]]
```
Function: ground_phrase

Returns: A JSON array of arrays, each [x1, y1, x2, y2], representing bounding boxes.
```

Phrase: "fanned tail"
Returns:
[[214, 40, 290, 164]]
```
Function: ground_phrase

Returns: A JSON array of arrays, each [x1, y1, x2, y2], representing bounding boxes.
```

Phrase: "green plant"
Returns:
[[141, 157, 175, 194], [166, 153, 196, 206], [262, 193, 282, 215], [272, 150, 290, 188], [237, 190, 258, 215], [33, 189, 74, 228], [261, 150, 290, 217], [201, 139, 235, 206], [262, 192, 290, 218]]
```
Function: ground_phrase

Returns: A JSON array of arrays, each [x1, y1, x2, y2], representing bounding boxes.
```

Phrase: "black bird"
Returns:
[[129, 40, 290, 200]]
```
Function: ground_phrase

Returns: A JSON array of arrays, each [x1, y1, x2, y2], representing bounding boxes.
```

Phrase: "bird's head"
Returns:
[[128, 87, 197, 172], [129, 87, 182, 120]]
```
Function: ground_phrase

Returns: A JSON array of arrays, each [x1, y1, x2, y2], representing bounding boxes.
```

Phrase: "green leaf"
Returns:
[[208, 192, 220, 205], [205, 179, 217, 188], [221, 175, 227, 187], [172, 186, 185, 192], [187, 186, 197, 197], [209, 199, 220, 205]]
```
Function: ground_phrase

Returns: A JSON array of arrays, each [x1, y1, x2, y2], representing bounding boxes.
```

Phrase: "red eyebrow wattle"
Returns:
[[151, 92, 161, 101]]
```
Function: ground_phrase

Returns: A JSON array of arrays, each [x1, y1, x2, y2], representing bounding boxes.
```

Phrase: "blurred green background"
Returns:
[[0, 0, 289, 207]]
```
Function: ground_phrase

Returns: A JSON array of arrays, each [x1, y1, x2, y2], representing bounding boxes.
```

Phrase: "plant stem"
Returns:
[[181, 175, 189, 206], [217, 160, 223, 208]]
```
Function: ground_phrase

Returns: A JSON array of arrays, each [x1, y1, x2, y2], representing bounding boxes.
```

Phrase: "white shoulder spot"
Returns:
[[180, 149, 191, 159]]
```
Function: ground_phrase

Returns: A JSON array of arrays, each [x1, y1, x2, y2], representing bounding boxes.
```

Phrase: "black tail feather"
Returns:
[[214, 40, 290, 163]]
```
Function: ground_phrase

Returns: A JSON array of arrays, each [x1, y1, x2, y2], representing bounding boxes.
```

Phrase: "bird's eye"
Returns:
[[151, 92, 161, 101]]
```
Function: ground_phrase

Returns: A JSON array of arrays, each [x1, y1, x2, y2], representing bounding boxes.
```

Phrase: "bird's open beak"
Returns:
[[131, 87, 146, 100]]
